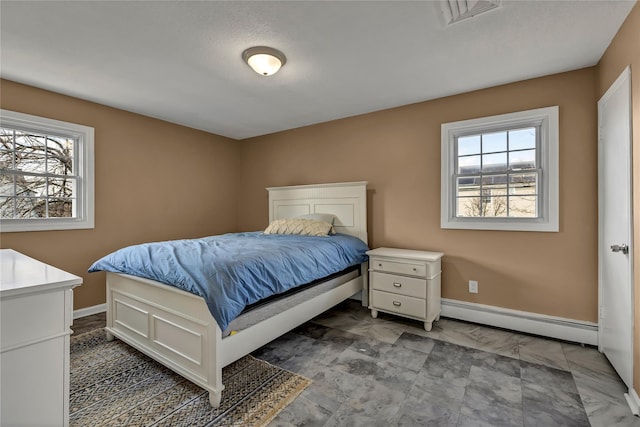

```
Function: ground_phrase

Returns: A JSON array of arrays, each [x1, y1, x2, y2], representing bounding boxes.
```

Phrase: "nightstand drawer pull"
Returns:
[[393, 301, 402, 306], [393, 282, 402, 288]]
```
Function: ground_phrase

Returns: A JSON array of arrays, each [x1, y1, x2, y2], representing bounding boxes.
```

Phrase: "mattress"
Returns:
[[222, 265, 360, 337]]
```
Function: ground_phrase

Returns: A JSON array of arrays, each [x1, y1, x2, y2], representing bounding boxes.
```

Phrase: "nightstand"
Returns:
[[367, 247, 444, 331]]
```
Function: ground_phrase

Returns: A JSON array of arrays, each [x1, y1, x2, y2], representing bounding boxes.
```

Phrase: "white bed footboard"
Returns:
[[105, 272, 225, 406], [106, 265, 366, 407]]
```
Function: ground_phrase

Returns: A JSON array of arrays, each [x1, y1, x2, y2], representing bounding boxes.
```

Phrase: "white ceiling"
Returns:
[[0, 1, 635, 140]]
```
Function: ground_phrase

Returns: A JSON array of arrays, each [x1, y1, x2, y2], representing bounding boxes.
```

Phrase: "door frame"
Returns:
[[597, 65, 634, 389]]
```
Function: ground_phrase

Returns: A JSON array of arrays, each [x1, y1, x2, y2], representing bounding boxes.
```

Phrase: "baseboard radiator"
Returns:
[[441, 298, 598, 346]]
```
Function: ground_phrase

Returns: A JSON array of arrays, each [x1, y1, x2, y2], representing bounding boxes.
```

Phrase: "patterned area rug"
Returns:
[[70, 329, 311, 426]]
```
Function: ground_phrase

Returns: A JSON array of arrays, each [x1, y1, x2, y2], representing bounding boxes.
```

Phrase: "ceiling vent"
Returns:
[[440, 0, 501, 25]]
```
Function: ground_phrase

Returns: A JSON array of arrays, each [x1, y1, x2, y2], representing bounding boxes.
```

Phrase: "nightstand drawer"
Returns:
[[371, 272, 426, 299], [370, 259, 427, 277], [371, 290, 426, 319]]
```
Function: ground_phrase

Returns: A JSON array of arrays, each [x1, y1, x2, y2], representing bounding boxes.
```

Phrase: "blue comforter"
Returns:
[[88, 232, 369, 330]]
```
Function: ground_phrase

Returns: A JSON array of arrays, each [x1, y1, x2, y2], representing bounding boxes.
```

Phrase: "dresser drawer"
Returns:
[[371, 272, 426, 299], [1, 289, 66, 350], [371, 290, 426, 319], [370, 258, 427, 277]]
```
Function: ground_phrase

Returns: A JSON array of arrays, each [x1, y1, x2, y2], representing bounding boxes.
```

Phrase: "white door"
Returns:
[[598, 65, 633, 389]]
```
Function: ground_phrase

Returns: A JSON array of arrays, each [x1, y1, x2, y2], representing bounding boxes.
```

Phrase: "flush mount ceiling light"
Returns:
[[242, 46, 287, 76]]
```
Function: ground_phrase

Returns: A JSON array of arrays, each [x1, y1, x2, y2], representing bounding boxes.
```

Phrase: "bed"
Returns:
[[92, 181, 368, 407]]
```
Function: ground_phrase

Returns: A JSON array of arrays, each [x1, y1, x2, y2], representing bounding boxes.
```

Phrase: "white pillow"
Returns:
[[295, 213, 336, 225], [264, 218, 335, 236]]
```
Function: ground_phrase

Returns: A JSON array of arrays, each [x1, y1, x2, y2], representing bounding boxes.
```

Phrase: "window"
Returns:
[[0, 110, 94, 232], [441, 106, 558, 232]]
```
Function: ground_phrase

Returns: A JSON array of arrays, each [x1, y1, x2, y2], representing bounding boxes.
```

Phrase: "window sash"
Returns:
[[453, 125, 542, 219], [453, 169, 541, 218], [1, 127, 79, 220]]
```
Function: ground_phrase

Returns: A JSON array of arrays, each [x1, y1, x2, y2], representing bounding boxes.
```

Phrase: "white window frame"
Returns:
[[0, 109, 94, 232], [441, 106, 559, 232]]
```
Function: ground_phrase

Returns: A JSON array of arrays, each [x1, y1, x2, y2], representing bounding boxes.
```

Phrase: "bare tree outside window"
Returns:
[[462, 194, 508, 217], [0, 128, 76, 219], [457, 176, 536, 218]]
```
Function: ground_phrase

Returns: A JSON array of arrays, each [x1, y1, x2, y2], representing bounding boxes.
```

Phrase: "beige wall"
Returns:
[[238, 67, 599, 323], [0, 79, 241, 309], [597, 0, 640, 402]]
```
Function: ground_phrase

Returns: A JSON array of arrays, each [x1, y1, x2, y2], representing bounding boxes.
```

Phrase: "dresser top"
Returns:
[[0, 249, 82, 297], [366, 247, 444, 262]]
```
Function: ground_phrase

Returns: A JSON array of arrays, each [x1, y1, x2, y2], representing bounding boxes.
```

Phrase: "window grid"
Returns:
[[453, 126, 541, 219], [1, 127, 78, 220]]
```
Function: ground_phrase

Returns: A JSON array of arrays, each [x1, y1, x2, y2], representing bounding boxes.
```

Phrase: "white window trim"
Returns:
[[441, 106, 559, 232], [0, 109, 94, 232]]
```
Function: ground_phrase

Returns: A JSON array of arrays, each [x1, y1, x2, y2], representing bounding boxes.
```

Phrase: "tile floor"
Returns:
[[73, 302, 639, 427]]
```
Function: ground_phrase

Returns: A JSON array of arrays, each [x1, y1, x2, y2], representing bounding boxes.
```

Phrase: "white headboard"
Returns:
[[267, 181, 368, 244]]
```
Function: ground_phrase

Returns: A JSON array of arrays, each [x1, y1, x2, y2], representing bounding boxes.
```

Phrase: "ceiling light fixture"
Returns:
[[242, 46, 287, 76]]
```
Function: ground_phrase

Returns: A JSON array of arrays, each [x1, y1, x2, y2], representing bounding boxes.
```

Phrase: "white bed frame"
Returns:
[[104, 181, 368, 407]]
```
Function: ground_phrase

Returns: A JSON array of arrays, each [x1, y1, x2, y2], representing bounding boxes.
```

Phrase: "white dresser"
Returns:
[[367, 247, 444, 331], [1, 249, 82, 427]]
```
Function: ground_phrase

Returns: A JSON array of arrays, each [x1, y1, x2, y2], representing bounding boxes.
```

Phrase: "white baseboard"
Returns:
[[625, 389, 640, 416], [441, 298, 598, 346], [73, 303, 106, 319]]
